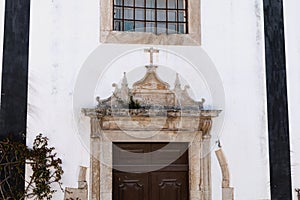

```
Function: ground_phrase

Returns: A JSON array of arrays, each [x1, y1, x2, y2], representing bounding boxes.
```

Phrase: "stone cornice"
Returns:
[[82, 108, 220, 134], [82, 108, 221, 118]]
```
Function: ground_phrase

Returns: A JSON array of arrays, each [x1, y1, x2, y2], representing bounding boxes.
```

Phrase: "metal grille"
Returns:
[[113, 0, 188, 34]]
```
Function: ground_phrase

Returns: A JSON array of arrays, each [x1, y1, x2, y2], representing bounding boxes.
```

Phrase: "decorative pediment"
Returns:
[[95, 65, 205, 110], [83, 62, 221, 134], [83, 47, 221, 120], [132, 66, 170, 91]]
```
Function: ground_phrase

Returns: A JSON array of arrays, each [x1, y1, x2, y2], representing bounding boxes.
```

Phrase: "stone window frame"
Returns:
[[112, 0, 188, 34], [100, 0, 201, 45]]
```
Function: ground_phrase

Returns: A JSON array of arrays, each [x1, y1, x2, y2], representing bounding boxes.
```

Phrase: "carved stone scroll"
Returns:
[[215, 147, 234, 200], [200, 118, 212, 135]]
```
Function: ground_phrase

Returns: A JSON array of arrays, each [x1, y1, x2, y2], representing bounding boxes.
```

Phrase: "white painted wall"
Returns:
[[27, 0, 99, 199], [27, 0, 271, 199], [202, 0, 270, 199], [284, 0, 300, 199]]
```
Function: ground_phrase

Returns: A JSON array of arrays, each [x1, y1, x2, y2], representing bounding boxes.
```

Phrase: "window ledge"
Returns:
[[100, 31, 200, 46]]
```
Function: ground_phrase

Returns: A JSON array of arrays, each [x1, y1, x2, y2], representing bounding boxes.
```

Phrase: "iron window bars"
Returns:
[[113, 0, 188, 34]]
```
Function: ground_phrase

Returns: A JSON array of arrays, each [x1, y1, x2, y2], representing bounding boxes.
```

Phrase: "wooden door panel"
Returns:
[[113, 143, 189, 200], [151, 143, 188, 165], [114, 142, 188, 165], [151, 172, 188, 200], [113, 173, 149, 200], [113, 143, 150, 166]]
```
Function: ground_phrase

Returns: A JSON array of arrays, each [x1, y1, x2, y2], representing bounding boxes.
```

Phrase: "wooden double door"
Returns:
[[113, 143, 189, 200]]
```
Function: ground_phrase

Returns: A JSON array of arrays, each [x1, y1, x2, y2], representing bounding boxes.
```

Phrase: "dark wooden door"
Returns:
[[113, 143, 189, 200]]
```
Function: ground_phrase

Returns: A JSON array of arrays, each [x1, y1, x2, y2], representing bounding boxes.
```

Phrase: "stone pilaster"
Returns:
[[90, 117, 101, 200], [201, 134, 212, 200]]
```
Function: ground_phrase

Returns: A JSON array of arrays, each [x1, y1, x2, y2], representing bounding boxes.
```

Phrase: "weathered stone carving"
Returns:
[[92, 68, 207, 111], [199, 118, 213, 136], [144, 47, 159, 65], [92, 48, 207, 111], [82, 50, 223, 200]]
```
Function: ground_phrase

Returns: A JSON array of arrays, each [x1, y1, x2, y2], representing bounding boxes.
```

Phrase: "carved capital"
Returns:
[[91, 117, 102, 138], [200, 118, 212, 136]]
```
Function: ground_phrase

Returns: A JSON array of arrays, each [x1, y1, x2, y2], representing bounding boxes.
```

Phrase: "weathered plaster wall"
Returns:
[[284, 0, 300, 199], [202, 0, 270, 199], [27, 0, 99, 199], [27, 0, 271, 199]]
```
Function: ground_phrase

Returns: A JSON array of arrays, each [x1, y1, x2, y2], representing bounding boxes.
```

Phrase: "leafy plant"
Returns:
[[128, 95, 141, 109], [0, 134, 63, 199]]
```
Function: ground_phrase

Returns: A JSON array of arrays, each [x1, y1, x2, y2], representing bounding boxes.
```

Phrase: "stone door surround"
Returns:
[[83, 63, 220, 199]]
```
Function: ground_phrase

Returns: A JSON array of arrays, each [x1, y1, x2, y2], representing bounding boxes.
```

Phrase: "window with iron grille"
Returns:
[[113, 0, 188, 34]]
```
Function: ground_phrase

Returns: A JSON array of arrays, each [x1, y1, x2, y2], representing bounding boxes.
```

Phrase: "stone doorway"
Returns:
[[82, 59, 222, 199], [112, 142, 189, 200]]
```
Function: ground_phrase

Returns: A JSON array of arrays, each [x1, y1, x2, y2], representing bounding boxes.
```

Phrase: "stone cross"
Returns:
[[144, 47, 159, 65]]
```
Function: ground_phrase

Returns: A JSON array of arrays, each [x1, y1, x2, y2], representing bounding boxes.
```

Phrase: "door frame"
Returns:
[[89, 129, 210, 200]]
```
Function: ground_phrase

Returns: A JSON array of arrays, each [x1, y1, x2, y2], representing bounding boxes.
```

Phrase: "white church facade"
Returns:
[[1, 0, 300, 199], [23, 1, 279, 199]]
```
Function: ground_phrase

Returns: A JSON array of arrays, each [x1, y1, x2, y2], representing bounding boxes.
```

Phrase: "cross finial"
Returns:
[[144, 47, 159, 65], [174, 73, 181, 89]]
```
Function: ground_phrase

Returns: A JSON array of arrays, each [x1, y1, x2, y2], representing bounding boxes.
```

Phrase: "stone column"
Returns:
[[201, 134, 212, 200], [199, 118, 213, 200], [90, 117, 101, 200], [189, 132, 202, 200]]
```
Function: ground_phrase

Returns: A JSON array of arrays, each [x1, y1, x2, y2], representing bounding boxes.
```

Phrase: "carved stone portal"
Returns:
[[83, 59, 224, 200]]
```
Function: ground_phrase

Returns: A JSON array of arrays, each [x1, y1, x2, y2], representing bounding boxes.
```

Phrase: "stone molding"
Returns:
[[87, 118, 212, 200], [100, 0, 201, 45], [82, 108, 220, 118]]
